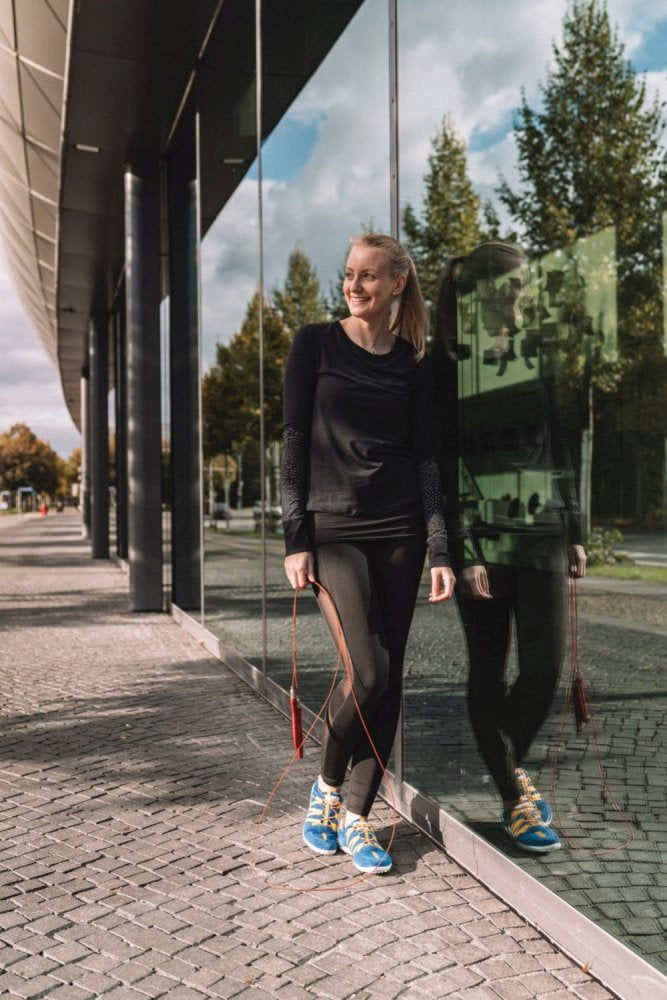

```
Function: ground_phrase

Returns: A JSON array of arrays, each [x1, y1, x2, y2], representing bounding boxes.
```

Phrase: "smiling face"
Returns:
[[343, 246, 406, 325]]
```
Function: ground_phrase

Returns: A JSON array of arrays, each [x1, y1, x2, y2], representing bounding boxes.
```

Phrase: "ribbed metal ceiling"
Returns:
[[0, 0, 363, 432], [0, 0, 69, 368]]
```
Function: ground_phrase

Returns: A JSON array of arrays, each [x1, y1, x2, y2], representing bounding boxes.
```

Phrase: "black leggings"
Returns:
[[314, 537, 425, 816], [456, 549, 567, 802]]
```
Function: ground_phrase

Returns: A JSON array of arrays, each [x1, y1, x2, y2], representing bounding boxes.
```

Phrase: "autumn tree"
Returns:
[[498, 0, 667, 523], [0, 423, 60, 496]]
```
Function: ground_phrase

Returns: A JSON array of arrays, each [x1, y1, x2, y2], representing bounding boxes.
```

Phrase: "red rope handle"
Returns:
[[549, 576, 635, 855], [249, 580, 399, 891]]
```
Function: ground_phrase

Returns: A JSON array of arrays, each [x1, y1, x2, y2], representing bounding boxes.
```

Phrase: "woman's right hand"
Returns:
[[284, 551, 316, 590], [461, 564, 492, 599]]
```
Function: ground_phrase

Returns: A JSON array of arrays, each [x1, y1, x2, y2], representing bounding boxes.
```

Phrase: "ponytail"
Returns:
[[389, 256, 429, 360]]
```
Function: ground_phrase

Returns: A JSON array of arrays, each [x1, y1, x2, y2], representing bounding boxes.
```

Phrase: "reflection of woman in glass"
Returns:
[[433, 242, 586, 853], [281, 233, 455, 873]]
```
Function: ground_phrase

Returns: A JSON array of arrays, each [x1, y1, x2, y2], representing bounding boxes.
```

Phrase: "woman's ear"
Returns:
[[393, 274, 407, 296]]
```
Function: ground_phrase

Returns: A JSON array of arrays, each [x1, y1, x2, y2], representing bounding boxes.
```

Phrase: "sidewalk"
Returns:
[[0, 512, 617, 1000]]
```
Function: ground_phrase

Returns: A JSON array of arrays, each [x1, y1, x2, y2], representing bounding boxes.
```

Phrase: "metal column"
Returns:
[[89, 314, 109, 558], [124, 167, 163, 611], [80, 367, 91, 540], [114, 303, 129, 560], [168, 111, 202, 611]]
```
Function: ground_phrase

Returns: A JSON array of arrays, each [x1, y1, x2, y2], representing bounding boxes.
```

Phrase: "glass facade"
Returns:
[[186, 0, 665, 977]]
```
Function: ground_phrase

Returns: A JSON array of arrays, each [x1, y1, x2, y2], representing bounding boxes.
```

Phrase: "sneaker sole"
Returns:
[[339, 842, 392, 873], [302, 830, 338, 856], [503, 829, 561, 853]]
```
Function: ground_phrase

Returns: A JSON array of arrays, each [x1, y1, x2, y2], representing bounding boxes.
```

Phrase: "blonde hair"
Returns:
[[349, 233, 429, 359]]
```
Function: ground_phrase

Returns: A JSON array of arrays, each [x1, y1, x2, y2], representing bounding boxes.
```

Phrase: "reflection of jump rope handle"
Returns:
[[572, 674, 591, 731], [569, 577, 591, 732], [290, 686, 304, 758]]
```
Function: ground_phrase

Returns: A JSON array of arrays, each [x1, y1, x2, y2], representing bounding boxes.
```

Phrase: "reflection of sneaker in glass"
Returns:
[[502, 795, 561, 853], [302, 780, 341, 855], [338, 818, 392, 873], [515, 767, 553, 825]]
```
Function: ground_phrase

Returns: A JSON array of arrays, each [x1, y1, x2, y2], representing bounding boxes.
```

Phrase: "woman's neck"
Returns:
[[341, 316, 394, 354]]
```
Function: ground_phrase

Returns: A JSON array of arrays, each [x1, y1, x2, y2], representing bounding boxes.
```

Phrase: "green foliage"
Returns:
[[586, 525, 625, 565], [272, 244, 327, 335], [0, 423, 60, 496], [326, 264, 349, 322], [499, 1, 666, 258], [402, 117, 484, 309], [498, 0, 667, 522], [202, 291, 290, 462], [587, 561, 667, 583], [202, 244, 326, 502]]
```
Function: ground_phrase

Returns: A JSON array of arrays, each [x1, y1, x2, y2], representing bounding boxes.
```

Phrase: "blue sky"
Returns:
[[1, 0, 666, 456], [248, 119, 321, 182]]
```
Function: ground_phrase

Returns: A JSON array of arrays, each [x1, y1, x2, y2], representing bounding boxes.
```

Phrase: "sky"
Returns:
[[1, 0, 665, 457]]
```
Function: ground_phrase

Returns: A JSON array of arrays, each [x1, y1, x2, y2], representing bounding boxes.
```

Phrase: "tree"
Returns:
[[0, 423, 60, 496], [498, 0, 667, 525], [402, 117, 485, 311], [272, 244, 327, 335], [57, 448, 81, 498], [202, 292, 290, 505], [325, 268, 349, 321]]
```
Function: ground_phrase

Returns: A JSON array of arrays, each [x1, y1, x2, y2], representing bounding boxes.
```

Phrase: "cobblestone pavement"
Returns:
[[0, 512, 622, 1000], [202, 530, 667, 976]]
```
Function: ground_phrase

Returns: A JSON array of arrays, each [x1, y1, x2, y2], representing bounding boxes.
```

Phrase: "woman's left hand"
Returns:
[[429, 566, 456, 603], [569, 544, 587, 578]]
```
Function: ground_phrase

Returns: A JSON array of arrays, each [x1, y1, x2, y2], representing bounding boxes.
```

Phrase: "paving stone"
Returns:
[[0, 513, 652, 1000]]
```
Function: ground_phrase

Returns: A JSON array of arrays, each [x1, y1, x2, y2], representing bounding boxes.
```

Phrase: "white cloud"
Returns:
[[2, 0, 664, 407], [200, 0, 574, 345], [0, 253, 79, 456]]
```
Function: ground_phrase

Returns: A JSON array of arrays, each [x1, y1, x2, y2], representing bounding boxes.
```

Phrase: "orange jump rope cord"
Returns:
[[249, 580, 399, 892]]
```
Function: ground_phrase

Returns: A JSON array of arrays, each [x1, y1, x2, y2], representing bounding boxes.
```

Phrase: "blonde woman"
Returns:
[[281, 233, 455, 874]]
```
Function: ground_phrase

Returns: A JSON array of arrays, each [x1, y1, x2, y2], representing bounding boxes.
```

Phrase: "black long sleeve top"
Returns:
[[281, 322, 449, 568], [431, 343, 582, 569]]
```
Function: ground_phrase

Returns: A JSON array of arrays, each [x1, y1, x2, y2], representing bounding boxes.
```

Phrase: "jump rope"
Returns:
[[249, 579, 399, 891], [548, 576, 635, 855], [250, 576, 634, 890]]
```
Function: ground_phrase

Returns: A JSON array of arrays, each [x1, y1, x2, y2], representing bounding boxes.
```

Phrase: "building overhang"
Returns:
[[0, 0, 363, 431]]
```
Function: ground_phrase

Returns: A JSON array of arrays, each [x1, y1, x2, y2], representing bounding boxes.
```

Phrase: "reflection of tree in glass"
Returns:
[[402, 117, 499, 314], [498, 0, 667, 523], [273, 245, 328, 335], [202, 246, 327, 506]]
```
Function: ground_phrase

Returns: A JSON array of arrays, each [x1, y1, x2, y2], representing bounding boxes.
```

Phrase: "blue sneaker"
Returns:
[[338, 818, 392, 873], [302, 780, 341, 855], [515, 767, 553, 826], [502, 795, 561, 853]]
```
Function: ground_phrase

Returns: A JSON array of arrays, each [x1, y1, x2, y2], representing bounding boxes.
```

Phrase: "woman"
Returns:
[[433, 241, 586, 853], [281, 233, 455, 874]]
